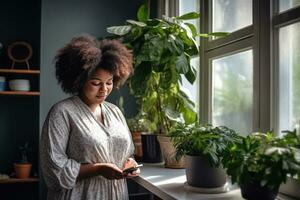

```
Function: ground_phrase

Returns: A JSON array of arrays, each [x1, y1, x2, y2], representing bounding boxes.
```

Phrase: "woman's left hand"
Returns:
[[122, 157, 140, 178]]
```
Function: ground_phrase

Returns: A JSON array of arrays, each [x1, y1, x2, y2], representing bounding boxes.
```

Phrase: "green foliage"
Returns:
[[169, 123, 241, 167], [126, 112, 152, 132], [18, 142, 31, 164], [137, 2, 149, 22], [222, 130, 300, 190], [106, 3, 226, 134]]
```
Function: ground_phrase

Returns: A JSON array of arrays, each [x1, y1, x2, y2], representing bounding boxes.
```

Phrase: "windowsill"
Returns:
[[132, 163, 242, 200], [132, 164, 298, 200], [279, 176, 300, 199]]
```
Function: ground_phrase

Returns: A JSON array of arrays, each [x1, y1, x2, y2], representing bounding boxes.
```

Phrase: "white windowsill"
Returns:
[[132, 164, 298, 200], [132, 164, 242, 200]]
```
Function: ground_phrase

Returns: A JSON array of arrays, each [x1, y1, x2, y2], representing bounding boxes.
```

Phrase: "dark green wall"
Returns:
[[40, 0, 142, 126], [0, 1, 41, 67], [0, 0, 41, 177]]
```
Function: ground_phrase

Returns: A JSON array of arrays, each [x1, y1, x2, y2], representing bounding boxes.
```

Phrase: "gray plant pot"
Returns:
[[185, 155, 227, 188]]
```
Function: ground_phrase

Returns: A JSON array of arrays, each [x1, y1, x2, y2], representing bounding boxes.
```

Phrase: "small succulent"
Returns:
[[18, 142, 31, 164]]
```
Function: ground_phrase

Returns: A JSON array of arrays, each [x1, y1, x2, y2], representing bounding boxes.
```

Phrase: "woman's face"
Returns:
[[81, 69, 113, 106]]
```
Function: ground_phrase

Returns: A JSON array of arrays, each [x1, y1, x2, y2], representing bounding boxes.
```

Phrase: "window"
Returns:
[[176, 0, 300, 195], [177, 0, 300, 137], [179, 0, 200, 113], [200, 0, 256, 134], [279, 0, 300, 12], [212, 50, 253, 135], [212, 0, 253, 33], [277, 19, 300, 134]]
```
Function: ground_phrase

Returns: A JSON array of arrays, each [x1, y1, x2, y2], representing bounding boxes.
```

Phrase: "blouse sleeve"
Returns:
[[40, 105, 81, 191]]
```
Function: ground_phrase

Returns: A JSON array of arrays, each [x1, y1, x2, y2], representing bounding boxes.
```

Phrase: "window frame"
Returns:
[[170, 0, 300, 134], [173, 0, 300, 197], [200, 0, 269, 133], [202, 38, 256, 127], [272, 2, 300, 133]]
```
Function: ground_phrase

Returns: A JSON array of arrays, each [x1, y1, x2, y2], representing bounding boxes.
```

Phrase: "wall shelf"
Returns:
[[0, 91, 40, 96], [0, 69, 40, 75], [0, 178, 38, 184]]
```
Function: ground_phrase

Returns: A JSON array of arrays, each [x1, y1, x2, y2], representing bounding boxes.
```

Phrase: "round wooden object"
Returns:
[[7, 41, 33, 69]]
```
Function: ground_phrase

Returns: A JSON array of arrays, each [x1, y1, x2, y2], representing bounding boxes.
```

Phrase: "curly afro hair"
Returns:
[[55, 35, 133, 94]]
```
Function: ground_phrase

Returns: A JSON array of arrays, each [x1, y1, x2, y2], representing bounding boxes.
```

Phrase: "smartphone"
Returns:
[[123, 164, 143, 174]]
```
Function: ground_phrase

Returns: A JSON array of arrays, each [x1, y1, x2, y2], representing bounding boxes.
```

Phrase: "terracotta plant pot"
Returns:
[[131, 131, 143, 161], [14, 163, 32, 179], [157, 135, 185, 168]]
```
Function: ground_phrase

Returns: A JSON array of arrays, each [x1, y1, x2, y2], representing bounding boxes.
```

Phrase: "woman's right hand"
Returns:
[[98, 163, 124, 180]]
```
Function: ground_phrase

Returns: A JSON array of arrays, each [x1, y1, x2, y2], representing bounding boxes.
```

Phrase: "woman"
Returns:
[[40, 35, 139, 200]]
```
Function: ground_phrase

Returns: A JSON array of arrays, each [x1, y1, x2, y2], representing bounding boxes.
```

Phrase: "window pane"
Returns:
[[179, 0, 200, 112], [279, 0, 300, 12], [212, 0, 252, 33], [212, 50, 253, 135], [181, 57, 199, 112], [278, 22, 300, 134], [179, 0, 200, 32]]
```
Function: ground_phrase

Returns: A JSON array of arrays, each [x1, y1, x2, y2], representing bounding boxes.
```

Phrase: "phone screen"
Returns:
[[123, 164, 143, 173]]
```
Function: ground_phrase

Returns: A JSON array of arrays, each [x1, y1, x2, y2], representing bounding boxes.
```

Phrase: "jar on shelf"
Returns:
[[0, 76, 6, 91]]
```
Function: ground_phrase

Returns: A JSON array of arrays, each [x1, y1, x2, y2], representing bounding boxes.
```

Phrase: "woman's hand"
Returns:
[[122, 158, 141, 178], [98, 163, 124, 180]]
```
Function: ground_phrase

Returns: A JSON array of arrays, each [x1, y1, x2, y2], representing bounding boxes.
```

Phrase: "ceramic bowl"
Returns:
[[9, 79, 30, 91]]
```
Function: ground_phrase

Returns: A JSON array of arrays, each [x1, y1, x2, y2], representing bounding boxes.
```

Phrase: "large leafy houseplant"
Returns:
[[169, 122, 240, 187], [222, 130, 300, 200], [107, 4, 225, 134], [170, 123, 240, 167]]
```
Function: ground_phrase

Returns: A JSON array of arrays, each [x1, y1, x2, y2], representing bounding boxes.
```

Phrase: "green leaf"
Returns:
[[137, 3, 149, 22], [207, 32, 229, 37], [260, 179, 267, 187], [146, 19, 162, 27], [136, 35, 164, 62], [181, 107, 197, 124], [107, 25, 132, 36], [198, 32, 229, 38], [123, 27, 143, 43], [161, 66, 179, 89], [164, 105, 184, 123], [130, 62, 152, 96], [167, 35, 184, 55], [126, 20, 147, 27], [176, 12, 200, 20], [184, 65, 196, 84], [198, 33, 209, 38], [185, 22, 198, 37], [175, 54, 189, 74]]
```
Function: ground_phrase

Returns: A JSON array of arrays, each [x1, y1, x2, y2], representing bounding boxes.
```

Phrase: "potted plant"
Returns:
[[107, 3, 199, 132], [170, 122, 240, 188], [222, 130, 300, 200], [107, 3, 227, 167], [127, 113, 161, 162], [14, 142, 32, 179], [107, 3, 222, 167]]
